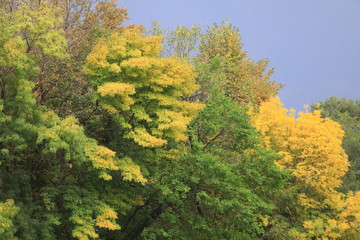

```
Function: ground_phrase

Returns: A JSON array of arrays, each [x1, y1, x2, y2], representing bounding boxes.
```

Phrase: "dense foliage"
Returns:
[[312, 97, 360, 193], [252, 98, 360, 239], [0, 1, 359, 239]]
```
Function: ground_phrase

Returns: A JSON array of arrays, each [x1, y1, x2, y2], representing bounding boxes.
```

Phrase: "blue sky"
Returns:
[[120, 0, 360, 110]]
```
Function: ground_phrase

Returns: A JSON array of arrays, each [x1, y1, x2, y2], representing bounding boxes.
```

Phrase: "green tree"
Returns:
[[147, 21, 203, 59], [0, 3, 142, 239], [81, 25, 205, 239], [147, 21, 283, 107], [196, 22, 283, 106], [120, 89, 287, 240]]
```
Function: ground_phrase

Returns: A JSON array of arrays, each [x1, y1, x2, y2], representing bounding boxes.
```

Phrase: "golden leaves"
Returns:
[[107, 28, 163, 59], [338, 191, 360, 235], [118, 157, 147, 184], [251, 97, 360, 239], [126, 127, 167, 148], [85, 27, 203, 148], [95, 208, 120, 230], [157, 110, 192, 142], [38, 113, 122, 181], [85, 39, 110, 72], [97, 82, 135, 111], [252, 97, 349, 197], [97, 82, 135, 97]]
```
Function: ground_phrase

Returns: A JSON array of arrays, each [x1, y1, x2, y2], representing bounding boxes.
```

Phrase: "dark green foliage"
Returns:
[[133, 90, 287, 240]]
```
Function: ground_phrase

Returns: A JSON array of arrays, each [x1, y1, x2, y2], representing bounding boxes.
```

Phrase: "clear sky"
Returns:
[[120, 0, 360, 110]]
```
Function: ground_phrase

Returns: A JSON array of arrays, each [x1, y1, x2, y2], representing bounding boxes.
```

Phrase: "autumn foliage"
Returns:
[[0, 1, 359, 239], [84, 27, 203, 147], [251, 97, 360, 239]]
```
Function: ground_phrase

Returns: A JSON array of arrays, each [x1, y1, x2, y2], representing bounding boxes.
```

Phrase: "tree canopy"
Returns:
[[1, 1, 359, 239]]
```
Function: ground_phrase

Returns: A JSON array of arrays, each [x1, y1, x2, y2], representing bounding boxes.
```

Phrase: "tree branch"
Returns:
[[202, 128, 225, 150]]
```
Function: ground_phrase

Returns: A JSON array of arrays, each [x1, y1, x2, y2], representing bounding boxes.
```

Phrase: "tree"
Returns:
[[120, 89, 287, 240], [251, 97, 360, 239], [147, 21, 203, 59], [147, 21, 283, 107], [196, 22, 283, 106], [84, 26, 203, 148], [0, 3, 144, 239], [0, 0, 128, 122], [312, 97, 360, 193], [82, 22, 288, 238], [0, 200, 19, 239]]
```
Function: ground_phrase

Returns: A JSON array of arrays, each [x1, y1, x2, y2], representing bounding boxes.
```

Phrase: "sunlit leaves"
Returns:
[[63, 186, 120, 240], [0, 199, 19, 239], [85, 27, 203, 148], [0, 2, 66, 73], [38, 111, 146, 183], [312, 97, 360, 193], [251, 97, 359, 239], [252, 97, 348, 197]]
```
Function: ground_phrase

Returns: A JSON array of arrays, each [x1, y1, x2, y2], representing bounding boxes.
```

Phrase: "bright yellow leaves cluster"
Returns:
[[252, 97, 348, 196], [97, 82, 135, 110], [338, 191, 360, 237], [70, 204, 120, 240], [85, 28, 162, 73], [85, 27, 203, 147], [95, 208, 120, 230], [38, 111, 146, 183], [251, 97, 360, 239]]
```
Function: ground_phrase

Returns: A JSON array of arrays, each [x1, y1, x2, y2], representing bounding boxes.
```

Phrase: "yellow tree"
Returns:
[[82, 26, 204, 239], [84, 26, 203, 148], [251, 97, 360, 239]]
